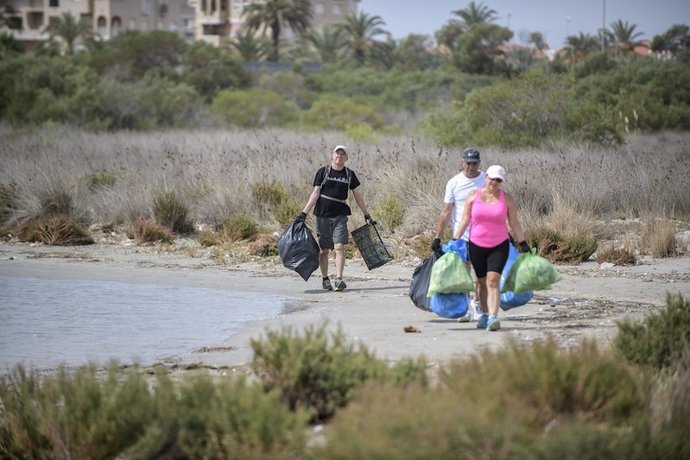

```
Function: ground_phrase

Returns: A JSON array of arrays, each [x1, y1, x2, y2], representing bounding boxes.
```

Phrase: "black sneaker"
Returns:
[[334, 278, 347, 292], [322, 278, 333, 291]]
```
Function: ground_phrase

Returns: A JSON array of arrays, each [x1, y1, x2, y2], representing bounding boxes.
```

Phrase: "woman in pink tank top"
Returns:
[[452, 165, 530, 332]]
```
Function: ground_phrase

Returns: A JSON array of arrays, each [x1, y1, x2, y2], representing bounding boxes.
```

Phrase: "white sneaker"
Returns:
[[458, 300, 479, 323], [458, 300, 481, 323]]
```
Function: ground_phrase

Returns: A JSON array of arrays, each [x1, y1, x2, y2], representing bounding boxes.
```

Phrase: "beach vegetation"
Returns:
[[249, 323, 428, 422], [0, 128, 688, 264], [127, 218, 173, 244], [247, 233, 279, 257], [595, 244, 638, 265], [0, 182, 19, 227], [222, 214, 259, 242], [85, 169, 117, 190], [0, 364, 308, 459], [21, 214, 94, 246], [527, 226, 598, 263], [642, 217, 679, 258], [153, 190, 194, 235], [275, 198, 303, 227], [197, 229, 221, 247], [373, 195, 405, 232], [615, 293, 690, 371]]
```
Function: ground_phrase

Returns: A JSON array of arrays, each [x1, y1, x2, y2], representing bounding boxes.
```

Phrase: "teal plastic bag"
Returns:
[[502, 249, 564, 294], [427, 250, 474, 297]]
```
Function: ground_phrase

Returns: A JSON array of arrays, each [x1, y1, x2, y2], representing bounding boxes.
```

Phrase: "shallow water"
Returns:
[[0, 275, 288, 372]]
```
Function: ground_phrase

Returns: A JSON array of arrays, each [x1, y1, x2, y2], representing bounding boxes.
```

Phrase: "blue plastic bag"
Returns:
[[500, 243, 533, 310], [430, 292, 469, 319], [442, 239, 468, 262]]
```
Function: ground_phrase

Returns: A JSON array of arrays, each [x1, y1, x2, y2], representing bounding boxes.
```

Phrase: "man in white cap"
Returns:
[[431, 147, 485, 322], [297, 145, 374, 292]]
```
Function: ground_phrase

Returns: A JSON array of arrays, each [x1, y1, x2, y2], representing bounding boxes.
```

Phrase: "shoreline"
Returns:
[[1, 241, 689, 375]]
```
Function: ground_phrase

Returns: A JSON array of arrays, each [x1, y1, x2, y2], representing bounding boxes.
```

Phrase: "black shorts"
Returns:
[[468, 239, 509, 279]]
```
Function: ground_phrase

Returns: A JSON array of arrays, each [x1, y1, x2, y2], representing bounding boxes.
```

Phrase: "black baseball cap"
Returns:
[[463, 148, 480, 163]]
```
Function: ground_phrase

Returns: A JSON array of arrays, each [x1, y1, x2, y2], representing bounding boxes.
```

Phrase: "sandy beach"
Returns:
[[1, 239, 689, 374]]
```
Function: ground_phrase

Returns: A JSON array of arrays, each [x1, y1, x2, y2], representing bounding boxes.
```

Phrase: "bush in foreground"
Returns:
[[615, 293, 690, 371], [0, 364, 309, 459], [250, 323, 428, 422]]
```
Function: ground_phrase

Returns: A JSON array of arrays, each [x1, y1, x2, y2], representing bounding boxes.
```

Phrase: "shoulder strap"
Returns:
[[320, 165, 331, 188]]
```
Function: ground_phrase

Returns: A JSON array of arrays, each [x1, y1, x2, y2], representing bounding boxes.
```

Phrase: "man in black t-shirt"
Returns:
[[296, 145, 374, 292]]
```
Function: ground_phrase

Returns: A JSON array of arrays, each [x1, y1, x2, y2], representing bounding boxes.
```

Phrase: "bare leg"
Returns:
[[320, 249, 330, 278], [486, 271, 501, 316], [477, 277, 488, 311], [334, 243, 345, 278]]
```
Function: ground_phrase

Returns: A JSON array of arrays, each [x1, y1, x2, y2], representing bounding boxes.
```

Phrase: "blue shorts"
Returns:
[[315, 215, 349, 249]]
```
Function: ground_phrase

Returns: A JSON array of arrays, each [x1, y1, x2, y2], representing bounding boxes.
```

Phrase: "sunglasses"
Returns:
[[489, 177, 503, 183]]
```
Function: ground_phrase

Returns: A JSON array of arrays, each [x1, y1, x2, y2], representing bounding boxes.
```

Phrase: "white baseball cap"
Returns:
[[486, 165, 506, 181], [333, 145, 348, 154]]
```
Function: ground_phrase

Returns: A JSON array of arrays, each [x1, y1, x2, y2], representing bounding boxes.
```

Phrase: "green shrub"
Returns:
[[251, 323, 403, 422], [251, 182, 288, 207], [212, 88, 299, 128], [0, 364, 308, 459], [222, 214, 258, 241], [127, 218, 173, 244], [315, 338, 647, 459], [126, 374, 308, 459], [86, 169, 117, 189], [374, 195, 406, 232], [615, 293, 690, 371], [527, 226, 598, 263], [301, 95, 384, 131], [153, 190, 194, 234], [0, 364, 156, 459], [275, 198, 302, 227], [197, 229, 221, 247], [22, 214, 94, 245]]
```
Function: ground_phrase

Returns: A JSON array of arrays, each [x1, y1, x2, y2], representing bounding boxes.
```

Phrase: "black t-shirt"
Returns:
[[312, 166, 361, 218]]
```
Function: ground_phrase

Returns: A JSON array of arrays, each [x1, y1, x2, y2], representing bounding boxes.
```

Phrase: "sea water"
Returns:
[[0, 275, 288, 372]]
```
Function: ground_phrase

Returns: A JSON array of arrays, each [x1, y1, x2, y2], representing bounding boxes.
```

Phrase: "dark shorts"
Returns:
[[315, 215, 349, 249], [469, 239, 509, 279]]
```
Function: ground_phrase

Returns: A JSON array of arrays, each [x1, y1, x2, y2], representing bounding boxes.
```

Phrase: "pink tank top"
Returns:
[[470, 188, 509, 248]]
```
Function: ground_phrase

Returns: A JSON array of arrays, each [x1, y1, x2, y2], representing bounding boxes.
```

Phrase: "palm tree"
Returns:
[[451, 1, 497, 28], [229, 29, 268, 61], [563, 32, 600, 63], [243, 0, 313, 61], [305, 26, 345, 63], [44, 12, 92, 54], [608, 19, 645, 54], [337, 11, 389, 65]]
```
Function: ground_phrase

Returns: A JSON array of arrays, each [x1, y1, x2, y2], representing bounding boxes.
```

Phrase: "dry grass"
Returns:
[[1, 127, 688, 257]]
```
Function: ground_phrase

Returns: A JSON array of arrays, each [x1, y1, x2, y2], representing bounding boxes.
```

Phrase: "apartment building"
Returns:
[[190, 0, 359, 46], [4, 0, 195, 51]]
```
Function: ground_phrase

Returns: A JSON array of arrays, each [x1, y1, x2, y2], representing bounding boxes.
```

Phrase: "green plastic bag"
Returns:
[[427, 251, 474, 297], [501, 249, 564, 294]]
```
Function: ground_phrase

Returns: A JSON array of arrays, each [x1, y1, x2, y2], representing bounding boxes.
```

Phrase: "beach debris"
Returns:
[[404, 326, 421, 333]]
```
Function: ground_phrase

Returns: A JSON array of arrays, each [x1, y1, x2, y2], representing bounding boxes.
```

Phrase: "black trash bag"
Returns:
[[278, 219, 320, 281], [408, 252, 440, 312]]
